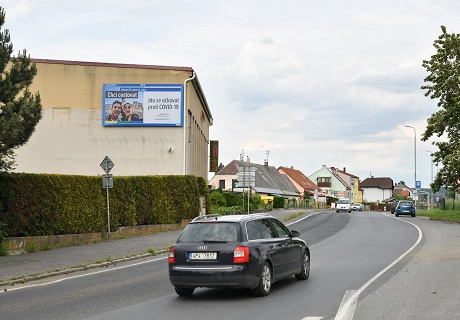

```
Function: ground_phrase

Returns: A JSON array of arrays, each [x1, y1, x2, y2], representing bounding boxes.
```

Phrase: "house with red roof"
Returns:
[[277, 166, 323, 200]]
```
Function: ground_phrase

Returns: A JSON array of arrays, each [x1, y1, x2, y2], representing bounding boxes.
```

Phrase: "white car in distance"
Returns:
[[336, 198, 352, 213]]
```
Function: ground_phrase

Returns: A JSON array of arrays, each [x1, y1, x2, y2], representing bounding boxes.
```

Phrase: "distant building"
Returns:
[[277, 166, 322, 200], [308, 165, 362, 201], [360, 177, 394, 203], [208, 160, 300, 199], [393, 181, 413, 198]]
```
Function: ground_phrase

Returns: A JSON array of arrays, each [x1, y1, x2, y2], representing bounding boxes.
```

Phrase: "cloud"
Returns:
[[2, 0, 457, 187]]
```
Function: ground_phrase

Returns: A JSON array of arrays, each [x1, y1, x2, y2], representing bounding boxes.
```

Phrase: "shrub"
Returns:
[[273, 196, 285, 208], [210, 191, 227, 207]]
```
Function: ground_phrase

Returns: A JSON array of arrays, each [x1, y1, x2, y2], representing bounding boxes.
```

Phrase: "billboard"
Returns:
[[102, 84, 184, 127]]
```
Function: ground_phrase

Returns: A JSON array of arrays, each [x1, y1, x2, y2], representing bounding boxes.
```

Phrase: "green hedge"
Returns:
[[0, 173, 208, 237], [273, 196, 285, 208]]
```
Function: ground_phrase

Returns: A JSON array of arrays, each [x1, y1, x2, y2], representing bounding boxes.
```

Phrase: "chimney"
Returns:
[[343, 167, 346, 172], [264, 160, 268, 166]]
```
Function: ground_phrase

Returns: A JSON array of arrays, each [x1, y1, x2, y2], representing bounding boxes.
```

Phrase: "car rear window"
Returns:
[[338, 199, 350, 204], [399, 201, 413, 206], [177, 222, 240, 243]]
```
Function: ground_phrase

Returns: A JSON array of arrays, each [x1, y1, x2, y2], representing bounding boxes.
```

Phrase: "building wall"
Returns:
[[309, 167, 349, 198], [208, 174, 237, 191], [14, 60, 211, 178], [362, 188, 392, 203]]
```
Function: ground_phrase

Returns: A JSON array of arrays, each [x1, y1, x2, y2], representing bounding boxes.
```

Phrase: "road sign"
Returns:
[[416, 181, 421, 189], [100, 156, 114, 173], [102, 174, 113, 188], [236, 180, 255, 188]]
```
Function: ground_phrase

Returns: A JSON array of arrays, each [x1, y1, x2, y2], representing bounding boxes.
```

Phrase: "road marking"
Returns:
[[334, 213, 423, 320], [285, 211, 322, 227], [0, 256, 167, 293]]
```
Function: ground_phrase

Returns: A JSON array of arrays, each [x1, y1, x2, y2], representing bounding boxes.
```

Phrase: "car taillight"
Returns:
[[168, 246, 175, 264], [233, 246, 249, 263]]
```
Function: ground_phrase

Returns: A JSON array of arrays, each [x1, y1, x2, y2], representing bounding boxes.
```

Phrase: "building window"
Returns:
[[317, 177, 331, 188], [219, 180, 225, 189]]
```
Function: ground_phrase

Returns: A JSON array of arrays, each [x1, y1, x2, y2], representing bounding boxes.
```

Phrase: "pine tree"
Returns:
[[0, 6, 42, 172]]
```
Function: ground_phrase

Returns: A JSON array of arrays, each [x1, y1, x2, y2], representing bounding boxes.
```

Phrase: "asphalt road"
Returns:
[[1, 211, 459, 320]]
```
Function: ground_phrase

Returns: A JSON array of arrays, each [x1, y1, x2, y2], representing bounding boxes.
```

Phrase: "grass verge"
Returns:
[[417, 209, 460, 223]]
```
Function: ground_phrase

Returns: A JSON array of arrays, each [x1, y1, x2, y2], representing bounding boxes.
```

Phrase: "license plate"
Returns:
[[189, 252, 217, 260]]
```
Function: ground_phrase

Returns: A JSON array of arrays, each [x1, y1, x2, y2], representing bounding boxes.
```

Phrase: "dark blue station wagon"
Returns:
[[168, 213, 310, 296]]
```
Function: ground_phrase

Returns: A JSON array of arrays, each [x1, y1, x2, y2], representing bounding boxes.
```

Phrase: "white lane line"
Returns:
[[1, 256, 167, 293], [285, 211, 322, 227], [334, 213, 423, 320]]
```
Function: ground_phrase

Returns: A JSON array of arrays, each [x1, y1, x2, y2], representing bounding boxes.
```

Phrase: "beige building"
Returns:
[[14, 59, 213, 178]]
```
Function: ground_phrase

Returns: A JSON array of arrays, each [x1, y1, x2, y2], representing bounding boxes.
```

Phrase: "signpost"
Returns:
[[236, 166, 257, 214], [100, 156, 114, 240]]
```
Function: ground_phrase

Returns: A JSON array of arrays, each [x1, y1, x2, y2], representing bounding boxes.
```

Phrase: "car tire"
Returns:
[[412, 213, 416, 217], [174, 286, 195, 296], [252, 261, 272, 296], [336, 210, 339, 213], [295, 251, 310, 280], [395, 212, 399, 217], [348, 210, 352, 213]]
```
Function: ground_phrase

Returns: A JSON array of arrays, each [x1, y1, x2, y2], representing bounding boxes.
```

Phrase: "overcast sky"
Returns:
[[3, 0, 459, 188]]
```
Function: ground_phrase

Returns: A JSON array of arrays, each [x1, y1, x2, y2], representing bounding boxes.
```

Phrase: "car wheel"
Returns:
[[295, 251, 310, 280], [395, 212, 399, 217], [174, 286, 195, 296], [336, 210, 339, 213], [348, 210, 352, 213], [412, 213, 416, 217], [252, 261, 272, 296]]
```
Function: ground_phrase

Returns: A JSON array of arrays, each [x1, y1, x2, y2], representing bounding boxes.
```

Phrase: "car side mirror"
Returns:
[[291, 230, 300, 237]]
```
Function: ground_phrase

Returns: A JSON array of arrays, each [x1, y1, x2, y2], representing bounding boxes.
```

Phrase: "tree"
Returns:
[[0, 7, 42, 172], [421, 26, 460, 192]]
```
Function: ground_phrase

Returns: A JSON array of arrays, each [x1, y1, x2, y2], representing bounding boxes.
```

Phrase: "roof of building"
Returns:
[[278, 166, 320, 191], [360, 177, 394, 189], [394, 181, 411, 190], [216, 160, 300, 197]]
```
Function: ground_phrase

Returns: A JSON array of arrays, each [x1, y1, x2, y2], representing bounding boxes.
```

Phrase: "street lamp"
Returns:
[[425, 150, 433, 209], [405, 125, 416, 205]]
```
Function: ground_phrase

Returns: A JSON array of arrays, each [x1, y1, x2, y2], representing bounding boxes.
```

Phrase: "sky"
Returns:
[[2, 0, 459, 188]]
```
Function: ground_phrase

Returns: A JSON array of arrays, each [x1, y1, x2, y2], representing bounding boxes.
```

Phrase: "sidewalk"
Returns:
[[0, 209, 312, 286]]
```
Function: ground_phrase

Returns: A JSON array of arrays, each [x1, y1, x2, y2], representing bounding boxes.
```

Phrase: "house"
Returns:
[[308, 165, 353, 199], [393, 181, 413, 198], [277, 166, 322, 200], [208, 160, 300, 199], [330, 167, 363, 203], [360, 177, 394, 203]]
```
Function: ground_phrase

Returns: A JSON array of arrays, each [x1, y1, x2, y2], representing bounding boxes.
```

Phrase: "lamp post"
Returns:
[[405, 125, 416, 205], [425, 150, 433, 210]]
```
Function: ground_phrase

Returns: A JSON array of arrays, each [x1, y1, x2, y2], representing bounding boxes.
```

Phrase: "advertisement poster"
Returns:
[[102, 84, 184, 127]]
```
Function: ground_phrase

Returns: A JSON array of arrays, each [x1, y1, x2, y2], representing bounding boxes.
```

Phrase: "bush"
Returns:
[[273, 196, 285, 208], [0, 220, 6, 256], [210, 191, 227, 207], [223, 191, 241, 207], [0, 173, 207, 237]]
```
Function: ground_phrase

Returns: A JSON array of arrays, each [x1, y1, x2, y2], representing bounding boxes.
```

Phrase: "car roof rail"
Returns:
[[192, 214, 222, 222]]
